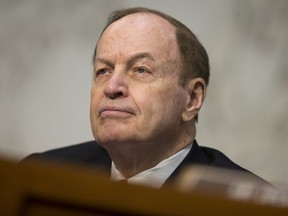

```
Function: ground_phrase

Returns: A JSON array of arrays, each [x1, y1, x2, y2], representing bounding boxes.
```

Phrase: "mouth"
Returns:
[[99, 106, 135, 118]]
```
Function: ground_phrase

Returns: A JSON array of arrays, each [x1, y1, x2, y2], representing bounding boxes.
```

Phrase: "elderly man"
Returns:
[[25, 7, 267, 188]]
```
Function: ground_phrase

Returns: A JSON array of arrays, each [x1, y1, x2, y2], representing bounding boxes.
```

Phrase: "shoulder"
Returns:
[[180, 140, 246, 171], [23, 141, 111, 169], [199, 145, 248, 171], [182, 141, 270, 184]]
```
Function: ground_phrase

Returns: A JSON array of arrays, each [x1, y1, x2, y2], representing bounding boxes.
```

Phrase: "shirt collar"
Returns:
[[111, 144, 192, 188]]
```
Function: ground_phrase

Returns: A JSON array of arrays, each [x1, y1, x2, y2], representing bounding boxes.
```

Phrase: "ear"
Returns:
[[182, 78, 207, 122]]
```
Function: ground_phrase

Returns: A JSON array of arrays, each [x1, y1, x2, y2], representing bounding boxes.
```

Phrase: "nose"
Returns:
[[104, 70, 128, 99]]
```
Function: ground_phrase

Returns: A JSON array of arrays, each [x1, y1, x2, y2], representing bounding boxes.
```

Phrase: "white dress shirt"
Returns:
[[111, 144, 192, 188]]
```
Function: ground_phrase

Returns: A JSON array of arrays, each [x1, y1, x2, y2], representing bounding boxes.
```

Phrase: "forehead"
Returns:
[[96, 13, 179, 58], [106, 12, 176, 34]]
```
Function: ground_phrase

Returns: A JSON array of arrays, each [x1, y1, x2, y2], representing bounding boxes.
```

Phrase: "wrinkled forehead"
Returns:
[[96, 13, 179, 57]]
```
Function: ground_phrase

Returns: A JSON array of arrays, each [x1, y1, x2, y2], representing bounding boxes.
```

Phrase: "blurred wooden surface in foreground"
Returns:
[[0, 157, 287, 216]]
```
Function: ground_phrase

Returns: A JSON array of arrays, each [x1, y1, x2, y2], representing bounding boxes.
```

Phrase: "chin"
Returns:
[[95, 131, 129, 144], [96, 132, 147, 148]]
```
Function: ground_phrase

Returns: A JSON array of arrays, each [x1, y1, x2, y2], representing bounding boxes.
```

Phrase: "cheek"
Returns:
[[90, 87, 101, 125], [90, 91, 96, 117], [90, 85, 102, 108], [138, 84, 185, 121]]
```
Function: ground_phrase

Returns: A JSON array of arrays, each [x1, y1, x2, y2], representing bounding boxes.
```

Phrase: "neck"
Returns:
[[102, 124, 196, 178]]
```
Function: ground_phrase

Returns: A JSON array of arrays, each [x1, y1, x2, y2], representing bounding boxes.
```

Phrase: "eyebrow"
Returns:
[[127, 52, 155, 65], [95, 52, 155, 68], [94, 58, 114, 68]]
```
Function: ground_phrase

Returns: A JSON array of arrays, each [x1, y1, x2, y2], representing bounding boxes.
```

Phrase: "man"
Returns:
[[25, 7, 267, 188]]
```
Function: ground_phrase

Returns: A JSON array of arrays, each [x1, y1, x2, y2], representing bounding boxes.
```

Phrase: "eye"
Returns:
[[95, 68, 109, 76], [135, 67, 150, 74]]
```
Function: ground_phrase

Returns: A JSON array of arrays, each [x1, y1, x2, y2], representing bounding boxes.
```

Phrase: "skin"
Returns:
[[90, 13, 206, 178]]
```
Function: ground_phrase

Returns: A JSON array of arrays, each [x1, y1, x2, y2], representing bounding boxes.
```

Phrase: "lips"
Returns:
[[99, 106, 135, 118]]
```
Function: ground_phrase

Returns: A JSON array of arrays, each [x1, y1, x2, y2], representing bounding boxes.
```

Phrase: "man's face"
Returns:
[[90, 13, 188, 148]]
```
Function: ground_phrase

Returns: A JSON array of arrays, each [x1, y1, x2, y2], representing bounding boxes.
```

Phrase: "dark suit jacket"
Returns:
[[25, 140, 267, 187]]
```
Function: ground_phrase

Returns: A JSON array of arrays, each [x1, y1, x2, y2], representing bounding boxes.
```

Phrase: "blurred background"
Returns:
[[0, 0, 287, 185]]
